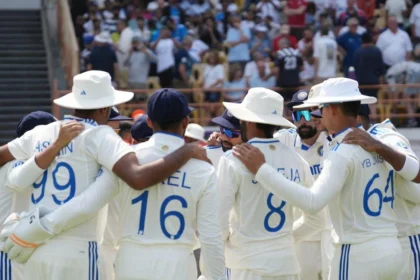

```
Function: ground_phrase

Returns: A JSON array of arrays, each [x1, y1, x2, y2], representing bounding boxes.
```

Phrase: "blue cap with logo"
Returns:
[[211, 109, 240, 130], [16, 111, 57, 137], [147, 88, 194, 124], [131, 114, 153, 141], [286, 90, 309, 110], [108, 106, 133, 121]]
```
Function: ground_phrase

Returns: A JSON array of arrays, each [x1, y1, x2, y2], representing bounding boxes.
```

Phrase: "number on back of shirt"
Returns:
[[284, 56, 297, 70], [32, 162, 76, 205], [132, 191, 188, 240], [363, 170, 395, 217], [264, 193, 286, 232]]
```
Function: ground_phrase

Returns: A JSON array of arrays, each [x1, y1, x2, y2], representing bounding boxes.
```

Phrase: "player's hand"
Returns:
[[233, 143, 266, 174], [342, 128, 381, 153], [207, 132, 221, 146], [187, 143, 212, 164], [56, 121, 84, 148]]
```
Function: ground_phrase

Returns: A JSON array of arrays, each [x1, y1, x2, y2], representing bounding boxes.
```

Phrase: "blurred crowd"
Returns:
[[71, 0, 420, 126]]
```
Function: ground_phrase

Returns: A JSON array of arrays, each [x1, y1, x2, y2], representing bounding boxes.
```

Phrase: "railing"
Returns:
[[52, 82, 420, 125], [57, 0, 79, 87]]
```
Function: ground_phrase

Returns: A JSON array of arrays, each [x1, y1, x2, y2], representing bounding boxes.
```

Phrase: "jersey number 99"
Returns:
[[132, 191, 188, 240], [363, 170, 394, 217], [264, 193, 286, 232], [31, 162, 76, 205]]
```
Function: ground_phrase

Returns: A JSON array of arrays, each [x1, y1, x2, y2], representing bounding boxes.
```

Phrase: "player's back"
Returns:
[[326, 130, 398, 244], [118, 133, 216, 248], [220, 138, 313, 276]]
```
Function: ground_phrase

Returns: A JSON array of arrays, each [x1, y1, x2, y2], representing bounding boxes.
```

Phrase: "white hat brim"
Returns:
[[303, 94, 377, 105], [223, 102, 296, 128], [54, 90, 134, 110], [184, 131, 206, 142], [293, 103, 320, 109]]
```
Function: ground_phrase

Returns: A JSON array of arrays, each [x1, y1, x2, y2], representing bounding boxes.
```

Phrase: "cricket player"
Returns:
[[206, 110, 242, 170], [2, 88, 226, 280], [233, 78, 405, 280], [130, 114, 153, 144], [274, 89, 328, 280], [218, 87, 315, 280], [0, 71, 209, 280]]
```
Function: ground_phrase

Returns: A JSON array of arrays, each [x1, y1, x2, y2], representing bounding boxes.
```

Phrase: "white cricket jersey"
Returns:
[[367, 120, 420, 237], [0, 161, 31, 231], [101, 198, 120, 247], [205, 145, 224, 170], [7, 115, 133, 241], [217, 138, 314, 276], [256, 128, 399, 245]]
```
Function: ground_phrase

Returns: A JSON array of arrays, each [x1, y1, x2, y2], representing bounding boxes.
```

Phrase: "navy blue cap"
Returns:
[[211, 109, 240, 130], [147, 88, 194, 124], [358, 104, 370, 117], [286, 90, 309, 110], [131, 114, 153, 141], [108, 107, 133, 121], [16, 111, 56, 137]]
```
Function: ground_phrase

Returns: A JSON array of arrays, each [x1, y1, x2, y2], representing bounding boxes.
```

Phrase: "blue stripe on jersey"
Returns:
[[339, 244, 351, 280], [88, 241, 99, 280], [206, 145, 221, 150], [94, 242, 99, 280], [415, 236, 420, 280], [8, 258, 11, 280], [345, 245, 351, 280], [0, 252, 3, 280], [0, 252, 11, 280], [248, 140, 280, 144], [409, 236, 418, 280], [339, 245, 344, 280], [88, 242, 92, 280], [225, 268, 230, 280]]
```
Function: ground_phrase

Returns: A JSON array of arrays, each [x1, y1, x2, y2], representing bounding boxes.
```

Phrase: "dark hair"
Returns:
[[307, 2, 316, 14], [152, 119, 184, 131], [256, 123, 278, 138], [118, 121, 132, 137], [361, 32, 373, 44], [74, 109, 98, 118], [320, 25, 329, 36], [338, 101, 361, 117]]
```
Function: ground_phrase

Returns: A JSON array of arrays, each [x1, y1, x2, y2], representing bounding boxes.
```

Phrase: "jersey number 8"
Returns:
[[31, 162, 76, 205], [132, 191, 188, 240], [264, 193, 286, 232], [363, 170, 395, 217]]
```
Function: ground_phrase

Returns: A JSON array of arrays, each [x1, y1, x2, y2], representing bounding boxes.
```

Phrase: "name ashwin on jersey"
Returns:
[[34, 140, 74, 156]]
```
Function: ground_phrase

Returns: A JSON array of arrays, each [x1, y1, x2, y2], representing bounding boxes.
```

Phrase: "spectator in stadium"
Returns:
[[113, 19, 134, 89], [376, 15, 413, 71], [272, 25, 298, 53], [264, 15, 281, 39], [225, 13, 251, 68], [125, 36, 157, 91], [224, 64, 247, 102], [162, 0, 186, 25], [337, 0, 367, 26], [250, 60, 276, 88], [151, 26, 182, 88], [314, 17, 335, 42], [244, 51, 271, 87], [203, 50, 225, 103], [241, 11, 256, 31], [410, 2, 420, 41], [199, 17, 222, 49], [305, 2, 317, 26], [134, 17, 151, 43], [274, 38, 303, 102], [385, 0, 407, 28], [187, 30, 209, 62], [313, 25, 337, 83], [250, 25, 271, 58], [81, 35, 94, 72], [300, 51, 315, 85], [174, 36, 195, 94], [353, 32, 384, 117], [336, 17, 362, 76], [297, 28, 314, 56], [256, 0, 282, 24], [284, 0, 307, 27], [87, 31, 119, 87]]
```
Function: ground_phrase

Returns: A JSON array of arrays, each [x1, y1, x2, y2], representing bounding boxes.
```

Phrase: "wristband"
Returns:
[[398, 155, 419, 181]]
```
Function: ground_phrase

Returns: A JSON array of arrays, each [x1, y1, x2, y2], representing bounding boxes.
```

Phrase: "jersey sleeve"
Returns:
[[217, 154, 240, 241], [196, 170, 226, 280], [84, 126, 134, 171], [379, 133, 418, 159], [395, 174, 420, 204], [41, 168, 119, 235], [7, 127, 39, 160], [6, 157, 45, 192], [255, 151, 351, 214]]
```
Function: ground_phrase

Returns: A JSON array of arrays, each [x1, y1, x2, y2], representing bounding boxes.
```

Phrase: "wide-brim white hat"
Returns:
[[54, 71, 134, 110], [184, 123, 206, 142], [302, 78, 377, 106], [293, 82, 323, 109], [223, 87, 295, 128]]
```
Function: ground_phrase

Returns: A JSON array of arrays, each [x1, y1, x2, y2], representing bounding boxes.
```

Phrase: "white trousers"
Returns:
[[99, 244, 117, 280], [0, 251, 23, 280], [329, 237, 402, 280], [23, 239, 102, 280], [115, 243, 197, 280], [398, 235, 420, 280], [295, 241, 322, 280], [228, 269, 299, 280]]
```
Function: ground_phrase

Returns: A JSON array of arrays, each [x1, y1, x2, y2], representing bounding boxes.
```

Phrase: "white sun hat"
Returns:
[[223, 87, 295, 128], [293, 82, 323, 109], [302, 77, 377, 106], [54, 71, 134, 110], [184, 123, 206, 142]]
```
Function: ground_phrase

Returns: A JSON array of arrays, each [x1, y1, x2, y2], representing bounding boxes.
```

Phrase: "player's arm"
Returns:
[[217, 155, 240, 240], [395, 174, 420, 204], [343, 128, 420, 183], [0, 145, 14, 166], [233, 144, 350, 214], [197, 170, 226, 280]]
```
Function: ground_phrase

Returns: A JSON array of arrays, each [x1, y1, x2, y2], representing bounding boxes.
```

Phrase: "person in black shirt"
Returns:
[[353, 32, 384, 117], [274, 38, 303, 102], [199, 17, 222, 49]]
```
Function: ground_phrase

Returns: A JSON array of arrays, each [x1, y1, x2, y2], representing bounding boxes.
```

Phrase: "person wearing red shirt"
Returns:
[[284, 0, 307, 27], [272, 24, 298, 53]]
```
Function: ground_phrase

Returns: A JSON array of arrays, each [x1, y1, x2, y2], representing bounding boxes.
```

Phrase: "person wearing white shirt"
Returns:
[[233, 78, 404, 280], [133, 17, 151, 43], [385, 0, 407, 25], [313, 26, 337, 82], [114, 20, 133, 89], [256, 0, 282, 24], [410, 3, 420, 38], [244, 52, 271, 88], [376, 15, 413, 68], [2, 88, 226, 280], [338, 25, 367, 36], [218, 87, 314, 280], [0, 71, 209, 280]]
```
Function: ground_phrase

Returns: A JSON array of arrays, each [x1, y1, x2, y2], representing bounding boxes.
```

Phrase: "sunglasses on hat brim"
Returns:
[[292, 110, 311, 122], [220, 127, 240, 139]]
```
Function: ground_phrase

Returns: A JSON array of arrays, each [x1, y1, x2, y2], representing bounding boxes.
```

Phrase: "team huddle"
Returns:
[[0, 70, 419, 280]]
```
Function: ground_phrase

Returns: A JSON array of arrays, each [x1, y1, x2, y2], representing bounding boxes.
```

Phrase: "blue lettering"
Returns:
[[310, 164, 322, 176], [42, 141, 50, 150], [167, 171, 181, 187], [362, 159, 371, 168], [58, 142, 73, 156], [252, 179, 258, 184], [181, 172, 191, 189], [35, 141, 41, 153], [293, 169, 301, 182]]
